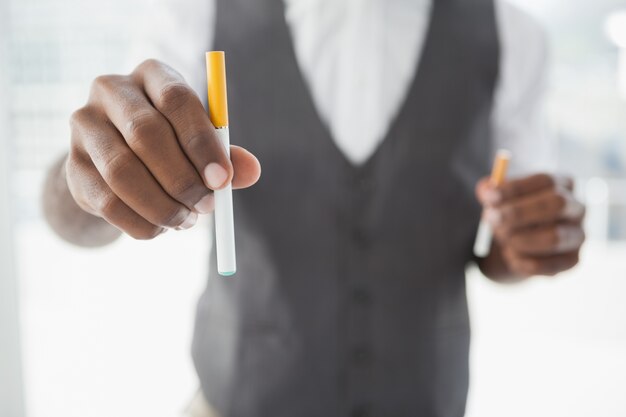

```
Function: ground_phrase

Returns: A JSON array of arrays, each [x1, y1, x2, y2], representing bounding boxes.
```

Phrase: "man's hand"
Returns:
[[476, 173, 585, 280], [65, 59, 261, 240]]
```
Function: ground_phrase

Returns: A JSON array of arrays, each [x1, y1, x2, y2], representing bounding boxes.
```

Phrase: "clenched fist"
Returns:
[[65, 59, 261, 240], [476, 173, 585, 279]]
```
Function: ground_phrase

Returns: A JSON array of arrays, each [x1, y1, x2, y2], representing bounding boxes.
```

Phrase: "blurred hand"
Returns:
[[476, 173, 585, 278], [66, 59, 261, 239]]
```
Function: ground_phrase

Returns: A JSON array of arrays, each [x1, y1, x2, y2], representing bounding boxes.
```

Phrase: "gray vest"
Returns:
[[192, 0, 499, 416]]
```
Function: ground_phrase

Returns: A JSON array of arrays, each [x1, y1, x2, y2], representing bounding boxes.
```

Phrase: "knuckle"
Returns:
[[562, 176, 574, 190], [542, 173, 557, 188], [65, 150, 79, 174], [91, 75, 112, 92], [64, 157, 93, 213], [90, 74, 126, 97], [554, 174, 573, 190], [137, 58, 162, 72], [553, 192, 567, 212], [101, 151, 134, 182], [157, 82, 194, 112], [67, 139, 88, 166], [168, 176, 202, 202], [135, 59, 172, 76], [183, 131, 212, 151], [125, 112, 167, 146], [69, 108, 85, 130], [96, 194, 124, 219], [69, 106, 97, 132], [535, 195, 551, 213], [65, 149, 86, 181]]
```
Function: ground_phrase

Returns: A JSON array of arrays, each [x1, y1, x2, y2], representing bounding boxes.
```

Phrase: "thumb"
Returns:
[[475, 177, 500, 206]]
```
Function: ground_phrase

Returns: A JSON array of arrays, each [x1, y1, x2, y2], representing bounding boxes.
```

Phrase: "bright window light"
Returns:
[[605, 10, 626, 47]]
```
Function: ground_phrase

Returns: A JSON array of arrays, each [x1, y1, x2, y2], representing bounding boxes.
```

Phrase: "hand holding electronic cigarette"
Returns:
[[206, 52, 237, 276], [473, 150, 511, 257], [475, 171, 585, 278], [62, 59, 260, 241]]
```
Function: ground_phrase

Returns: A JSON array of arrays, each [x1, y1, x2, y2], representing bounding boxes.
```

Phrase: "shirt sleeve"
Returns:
[[126, 0, 215, 98], [492, 0, 556, 176]]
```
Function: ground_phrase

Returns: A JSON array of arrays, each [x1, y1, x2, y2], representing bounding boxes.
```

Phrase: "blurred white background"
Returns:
[[1, 0, 626, 416]]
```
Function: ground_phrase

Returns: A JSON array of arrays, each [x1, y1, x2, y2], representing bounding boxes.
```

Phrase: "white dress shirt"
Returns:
[[130, 0, 553, 174]]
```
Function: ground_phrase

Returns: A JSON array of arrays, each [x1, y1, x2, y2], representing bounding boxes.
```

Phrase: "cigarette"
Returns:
[[473, 149, 511, 258], [206, 51, 236, 276]]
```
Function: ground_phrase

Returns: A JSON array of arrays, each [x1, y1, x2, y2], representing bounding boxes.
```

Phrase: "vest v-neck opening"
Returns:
[[274, 0, 438, 173]]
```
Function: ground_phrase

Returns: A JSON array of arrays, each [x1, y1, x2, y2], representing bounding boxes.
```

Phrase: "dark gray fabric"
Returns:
[[192, 0, 499, 416]]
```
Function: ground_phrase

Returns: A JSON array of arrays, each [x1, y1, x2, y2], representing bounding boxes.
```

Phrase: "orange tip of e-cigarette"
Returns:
[[490, 149, 511, 186], [206, 51, 229, 128]]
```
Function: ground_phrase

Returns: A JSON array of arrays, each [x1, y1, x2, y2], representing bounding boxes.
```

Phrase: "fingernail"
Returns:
[[555, 227, 568, 252], [562, 196, 584, 219], [194, 194, 215, 214], [485, 208, 501, 226], [203, 163, 228, 190], [556, 226, 584, 252], [176, 212, 198, 230]]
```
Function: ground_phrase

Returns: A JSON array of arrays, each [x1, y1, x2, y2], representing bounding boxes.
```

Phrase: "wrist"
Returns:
[[42, 154, 121, 247]]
